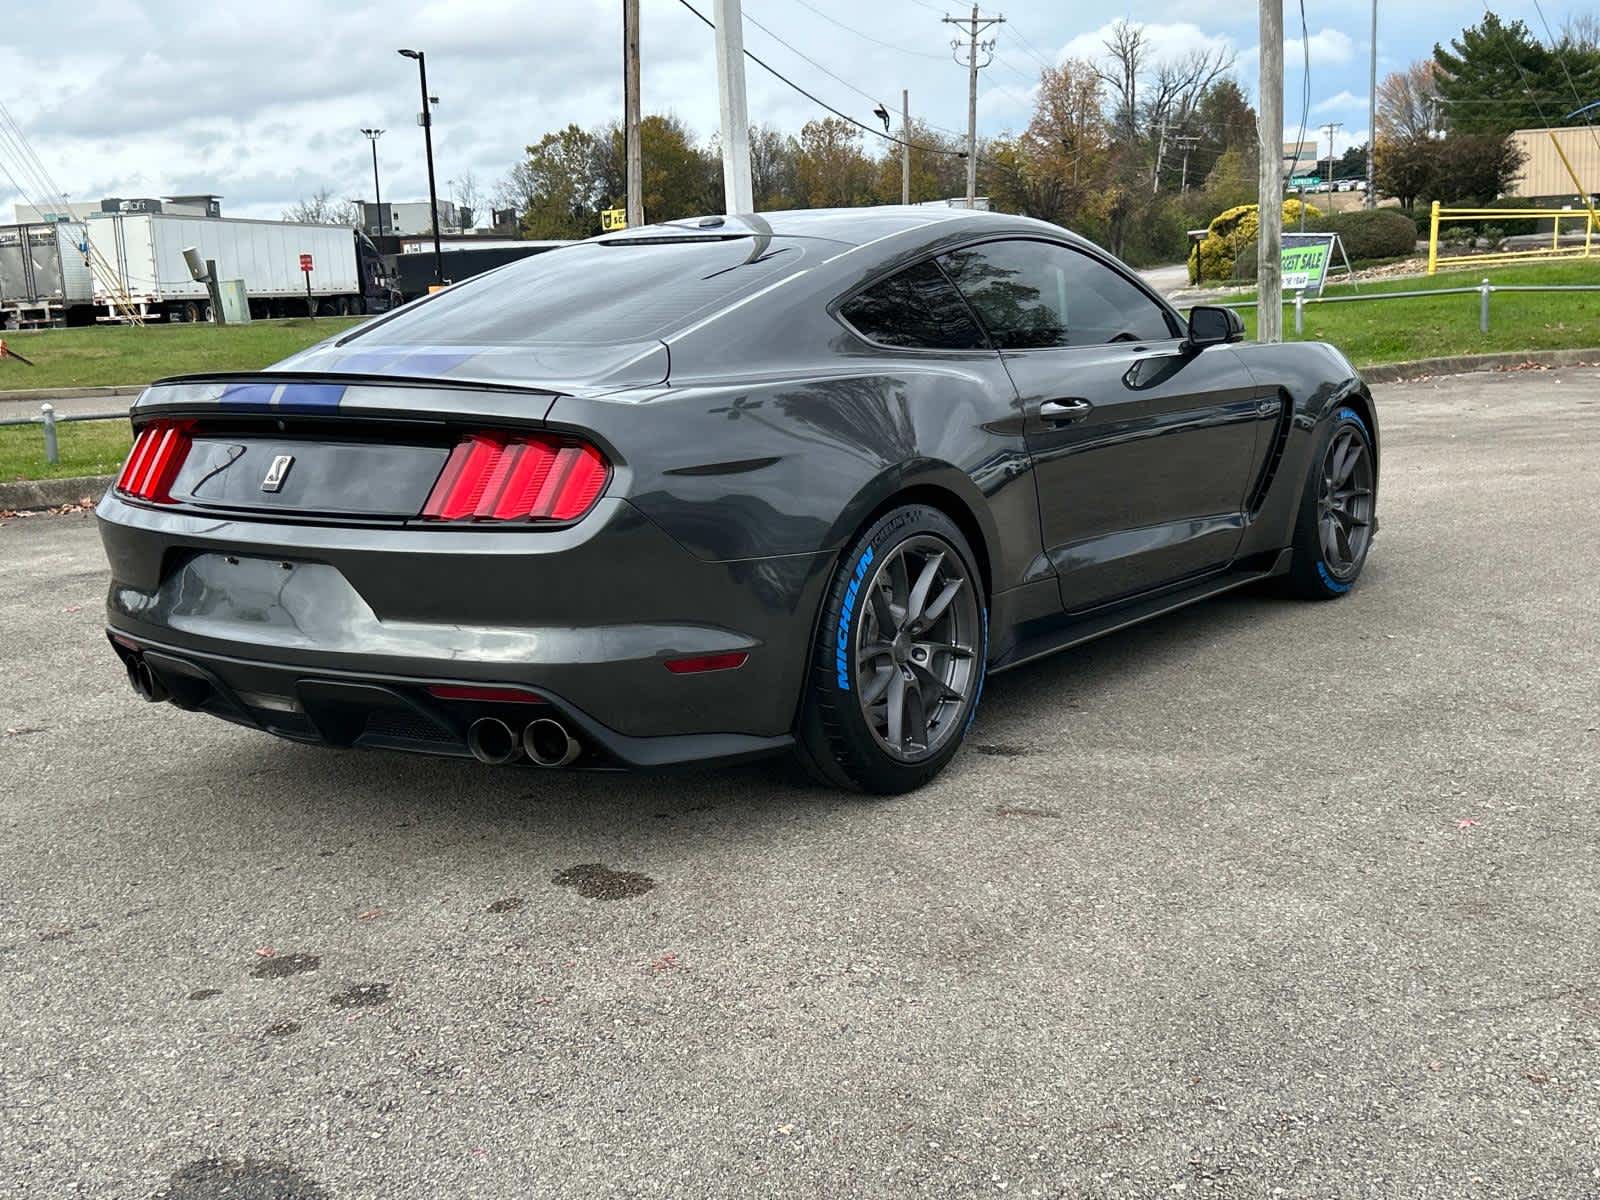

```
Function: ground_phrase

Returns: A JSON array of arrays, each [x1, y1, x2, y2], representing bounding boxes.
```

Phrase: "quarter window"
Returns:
[[938, 240, 1176, 349], [838, 260, 988, 350]]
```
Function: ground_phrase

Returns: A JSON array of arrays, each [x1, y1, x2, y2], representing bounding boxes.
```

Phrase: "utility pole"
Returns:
[[398, 49, 443, 287], [1257, 0, 1284, 343], [902, 89, 911, 205], [1366, 0, 1378, 208], [361, 128, 385, 236], [944, 5, 1003, 208], [1174, 134, 1201, 193], [1151, 118, 1166, 194], [1321, 121, 1343, 189], [713, 0, 754, 212], [624, 0, 643, 227]]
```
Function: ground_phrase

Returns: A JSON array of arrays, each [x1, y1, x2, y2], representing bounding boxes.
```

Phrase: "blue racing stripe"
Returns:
[[275, 383, 345, 411], [391, 351, 473, 376], [218, 382, 278, 409]]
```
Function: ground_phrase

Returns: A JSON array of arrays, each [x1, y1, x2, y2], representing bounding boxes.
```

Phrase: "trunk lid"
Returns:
[[126, 374, 565, 522]]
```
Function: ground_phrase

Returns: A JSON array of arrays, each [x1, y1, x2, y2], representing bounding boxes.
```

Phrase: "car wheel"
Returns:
[[1285, 406, 1376, 599], [795, 504, 987, 794]]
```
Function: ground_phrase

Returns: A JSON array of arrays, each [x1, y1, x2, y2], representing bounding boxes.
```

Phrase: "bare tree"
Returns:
[[1094, 21, 1148, 147], [1376, 60, 1442, 141], [1561, 12, 1600, 52], [1144, 47, 1236, 188], [283, 188, 361, 225], [448, 171, 484, 227]]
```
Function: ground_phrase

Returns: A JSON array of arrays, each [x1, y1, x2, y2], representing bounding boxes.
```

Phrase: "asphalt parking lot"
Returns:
[[2, 368, 1597, 1199]]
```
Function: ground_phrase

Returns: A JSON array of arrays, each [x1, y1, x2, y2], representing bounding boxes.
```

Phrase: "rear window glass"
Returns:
[[838, 261, 988, 350], [348, 237, 810, 347]]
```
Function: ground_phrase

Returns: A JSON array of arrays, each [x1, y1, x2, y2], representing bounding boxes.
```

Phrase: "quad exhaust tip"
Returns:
[[523, 718, 581, 768], [466, 717, 521, 765]]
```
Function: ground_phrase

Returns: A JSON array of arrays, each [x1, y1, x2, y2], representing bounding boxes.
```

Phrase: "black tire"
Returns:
[[1285, 405, 1377, 599], [180, 300, 201, 324], [795, 504, 988, 794]]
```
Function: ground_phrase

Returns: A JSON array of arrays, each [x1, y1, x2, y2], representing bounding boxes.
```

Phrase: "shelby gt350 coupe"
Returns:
[[99, 207, 1377, 793]]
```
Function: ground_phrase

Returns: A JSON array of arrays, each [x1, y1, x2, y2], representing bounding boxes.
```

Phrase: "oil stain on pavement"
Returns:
[[329, 983, 391, 1009], [154, 1156, 327, 1200], [552, 863, 656, 901], [250, 953, 320, 980]]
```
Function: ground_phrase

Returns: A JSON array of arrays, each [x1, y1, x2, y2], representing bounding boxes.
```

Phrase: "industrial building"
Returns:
[[1506, 126, 1600, 202], [13, 194, 223, 223]]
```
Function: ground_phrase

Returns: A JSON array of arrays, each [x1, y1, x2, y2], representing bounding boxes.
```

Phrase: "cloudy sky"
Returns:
[[1, 0, 1591, 222]]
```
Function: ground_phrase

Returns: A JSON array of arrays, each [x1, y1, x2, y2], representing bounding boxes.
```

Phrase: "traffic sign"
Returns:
[[299, 253, 314, 273]]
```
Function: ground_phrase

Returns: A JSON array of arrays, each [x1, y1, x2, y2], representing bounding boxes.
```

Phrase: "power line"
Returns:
[[783, 0, 946, 61], [742, 7, 892, 110], [674, 0, 977, 160], [1004, 22, 1057, 72]]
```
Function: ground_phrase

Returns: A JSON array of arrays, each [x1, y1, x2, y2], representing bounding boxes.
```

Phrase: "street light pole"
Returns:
[[361, 128, 385, 236], [398, 48, 444, 287], [1366, 0, 1378, 209]]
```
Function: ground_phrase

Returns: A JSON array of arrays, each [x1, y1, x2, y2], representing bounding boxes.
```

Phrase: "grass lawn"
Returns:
[[1228, 259, 1600, 367], [0, 317, 364, 393], [1, 419, 131, 483]]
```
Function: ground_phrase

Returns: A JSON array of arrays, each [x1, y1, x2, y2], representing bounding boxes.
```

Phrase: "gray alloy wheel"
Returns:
[[853, 534, 981, 762], [795, 504, 988, 794], [1286, 405, 1377, 599], [1316, 423, 1375, 579]]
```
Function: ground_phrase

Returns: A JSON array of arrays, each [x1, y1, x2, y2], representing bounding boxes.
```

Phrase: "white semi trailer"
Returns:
[[83, 212, 395, 324], [0, 222, 94, 328]]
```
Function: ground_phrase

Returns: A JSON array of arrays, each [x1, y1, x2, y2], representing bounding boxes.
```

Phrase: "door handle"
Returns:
[[1039, 398, 1093, 424]]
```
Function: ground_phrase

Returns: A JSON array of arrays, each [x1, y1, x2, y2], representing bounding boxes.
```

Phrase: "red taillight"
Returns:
[[421, 433, 609, 523], [664, 651, 749, 674], [425, 683, 546, 704], [115, 421, 192, 503]]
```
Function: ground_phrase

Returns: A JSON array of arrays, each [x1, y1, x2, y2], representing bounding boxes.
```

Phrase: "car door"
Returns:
[[938, 238, 1269, 612]]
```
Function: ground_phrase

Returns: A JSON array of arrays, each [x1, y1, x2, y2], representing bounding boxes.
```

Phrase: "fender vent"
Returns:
[[1245, 392, 1293, 517]]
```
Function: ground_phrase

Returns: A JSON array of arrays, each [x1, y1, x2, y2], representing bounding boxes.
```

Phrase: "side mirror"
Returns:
[[1186, 304, 1244, 349]]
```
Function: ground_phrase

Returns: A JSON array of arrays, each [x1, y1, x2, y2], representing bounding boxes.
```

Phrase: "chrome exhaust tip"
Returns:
[[522, 718, 580, 768], [466, 717, 521, 765], [129, 658, 168, 703]]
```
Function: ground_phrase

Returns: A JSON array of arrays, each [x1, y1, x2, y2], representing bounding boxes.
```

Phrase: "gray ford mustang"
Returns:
[[98, 207, 1378, 793]]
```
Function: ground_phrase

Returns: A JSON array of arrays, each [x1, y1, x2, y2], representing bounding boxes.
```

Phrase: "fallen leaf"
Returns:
[[1456, 818, 1481, 830], [356, 908, 384, 921], [256, 946, 276, 958], [1526, 1071, 1551, 1085]]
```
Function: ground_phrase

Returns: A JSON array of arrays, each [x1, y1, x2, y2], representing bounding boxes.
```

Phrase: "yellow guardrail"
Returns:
[[1426, 130, 1600, 275], [1426, 202, 1597, 274]]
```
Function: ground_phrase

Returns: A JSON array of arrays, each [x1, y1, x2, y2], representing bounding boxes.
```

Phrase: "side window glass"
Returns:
[[838, 260, 988, 350], [939, 240, 1176, 348]]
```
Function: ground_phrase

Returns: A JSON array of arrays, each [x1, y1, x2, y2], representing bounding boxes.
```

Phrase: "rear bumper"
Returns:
[[108, 631, 792, 769], [96, 489, 834, 754]]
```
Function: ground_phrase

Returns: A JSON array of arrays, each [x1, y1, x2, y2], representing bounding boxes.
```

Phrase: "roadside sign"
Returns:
[[1289, 176, 1320, 189], [600, 208, 627, 232], [299, 253, 313, 273], [1281, 232, 1344, 295]]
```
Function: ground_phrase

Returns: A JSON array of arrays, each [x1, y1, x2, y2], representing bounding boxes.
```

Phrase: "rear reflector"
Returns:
[[664, 651, 749, 674], [421, 433, 609, 523], [425, 683, 546, 704], [115, 421, 192, 503]]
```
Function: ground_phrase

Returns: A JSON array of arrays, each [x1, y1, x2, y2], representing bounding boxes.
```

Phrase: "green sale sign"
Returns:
[[1280, 232, 1342, 295]]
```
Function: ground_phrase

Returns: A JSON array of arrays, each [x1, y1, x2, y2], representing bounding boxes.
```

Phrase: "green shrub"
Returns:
[[1323, 209, 1417, 261], [1188, 198, 1321, 283]]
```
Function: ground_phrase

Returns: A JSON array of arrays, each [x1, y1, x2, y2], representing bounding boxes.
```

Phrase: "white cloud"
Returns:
[[1058, 20, 1237, 67], [1313, 90, 1365, 114]]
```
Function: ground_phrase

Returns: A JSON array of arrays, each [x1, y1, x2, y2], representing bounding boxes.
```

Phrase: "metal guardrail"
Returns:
[[1221, 280, 1600, 337], [0, 404, 127, 465]]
